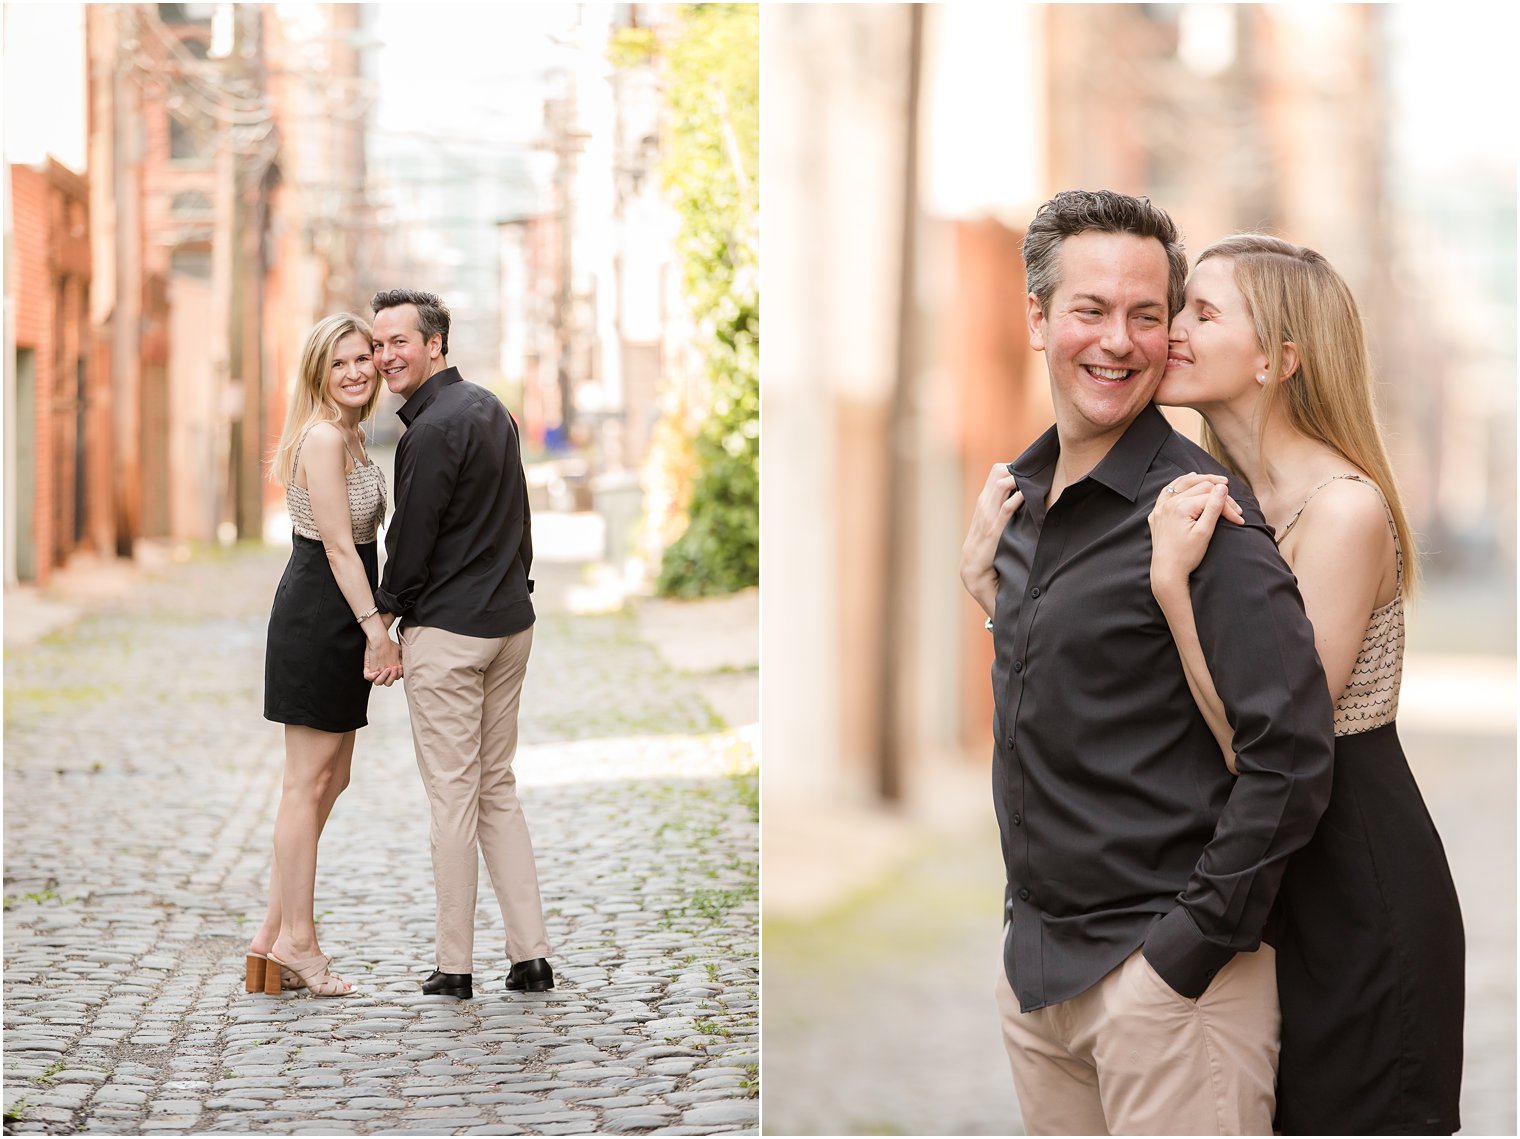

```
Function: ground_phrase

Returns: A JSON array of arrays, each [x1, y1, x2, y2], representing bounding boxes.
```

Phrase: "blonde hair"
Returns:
[[1197, 234, 1417, 597], [269, 314, 380, 485]]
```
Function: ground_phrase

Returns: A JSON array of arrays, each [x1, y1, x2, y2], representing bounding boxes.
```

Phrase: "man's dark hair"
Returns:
[[371, 288, 451, 357], [1022, 190, 1187, 319]]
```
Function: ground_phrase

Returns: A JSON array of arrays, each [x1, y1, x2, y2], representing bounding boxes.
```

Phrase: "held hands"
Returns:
[[1148, 473, 1245, 598], [960, 463, 1024, 618], [363, 633, 403, 687]]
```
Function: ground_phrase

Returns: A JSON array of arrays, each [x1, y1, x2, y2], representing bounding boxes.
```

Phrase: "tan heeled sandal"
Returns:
[[245, 953, 308, 993], [268, 951, 353, 997]]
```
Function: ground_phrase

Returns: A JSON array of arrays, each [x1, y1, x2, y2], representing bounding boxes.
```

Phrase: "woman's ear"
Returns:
[[1278, 342, 1300, 382]]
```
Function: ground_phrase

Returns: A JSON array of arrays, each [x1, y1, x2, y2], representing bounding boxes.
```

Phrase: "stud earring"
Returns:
[[1255, 374, 1267, 384]]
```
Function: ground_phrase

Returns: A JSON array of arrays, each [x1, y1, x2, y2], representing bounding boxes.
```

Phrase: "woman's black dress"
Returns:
[[264, 431, 387, 734], [1273, 476, 1464, 1135]]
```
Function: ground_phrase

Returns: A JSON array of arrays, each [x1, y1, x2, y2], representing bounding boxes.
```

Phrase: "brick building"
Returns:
[[8, 158, 110, 584]]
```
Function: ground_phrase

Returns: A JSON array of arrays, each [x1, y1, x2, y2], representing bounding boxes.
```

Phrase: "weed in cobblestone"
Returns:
[[739, 1064, 759, 1096], [31, 1062, 65, 1086], [21, 886, 77, 906], [4, 1100, 27, 1123], [727, 766, 758, 820], [687, 884, 756, 921]]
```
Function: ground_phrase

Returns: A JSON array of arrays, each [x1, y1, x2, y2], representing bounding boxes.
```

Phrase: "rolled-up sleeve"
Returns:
[[1143, 511, 1336, 997], [376, 422, 458, 619]]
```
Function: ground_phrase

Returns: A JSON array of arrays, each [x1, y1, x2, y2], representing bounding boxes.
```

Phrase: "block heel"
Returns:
[[245, 953, 268, 993]]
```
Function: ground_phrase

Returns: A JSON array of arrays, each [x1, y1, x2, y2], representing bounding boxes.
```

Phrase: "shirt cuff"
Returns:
[[374, 587, 403, 617], [1142, 905, 1238, 999]]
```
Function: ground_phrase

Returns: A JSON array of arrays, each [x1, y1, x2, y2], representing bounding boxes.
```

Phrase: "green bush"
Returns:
[[645, 4, 759, 598]]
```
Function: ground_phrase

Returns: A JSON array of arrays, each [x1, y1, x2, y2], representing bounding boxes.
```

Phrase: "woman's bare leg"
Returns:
[[250, 731, 355, 955], [268, 726, 351, 964]]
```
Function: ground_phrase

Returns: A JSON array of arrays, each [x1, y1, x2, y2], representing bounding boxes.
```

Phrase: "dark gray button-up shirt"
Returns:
[[992, 403, 1334, 1012], [376, 368, 535, 638]]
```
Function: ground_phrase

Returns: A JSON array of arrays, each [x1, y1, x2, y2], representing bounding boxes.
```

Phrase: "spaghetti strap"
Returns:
[[290, 424, 318, 483], [1279, 473, 1363, 540], [1277, 472, 1402, 589], [292, 423, 366, 482], [342, 430, 369, 469]]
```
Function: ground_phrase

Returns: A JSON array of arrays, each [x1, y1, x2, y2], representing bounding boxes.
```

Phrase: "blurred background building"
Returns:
[[762, 5, 1514, 1134], [5, 3, 755, 603]]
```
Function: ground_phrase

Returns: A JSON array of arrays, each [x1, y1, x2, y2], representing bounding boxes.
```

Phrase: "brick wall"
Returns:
[[10, 160, 100, 584], [11, 165, 57, 584]]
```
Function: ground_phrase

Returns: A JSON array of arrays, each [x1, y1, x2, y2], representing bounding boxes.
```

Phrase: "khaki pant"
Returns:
[[401, 624, 550, 972], [996, 940, 1279, 1135]]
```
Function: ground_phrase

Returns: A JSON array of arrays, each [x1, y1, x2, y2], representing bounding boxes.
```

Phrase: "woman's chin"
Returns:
[[1153, 381, 1196, 409]]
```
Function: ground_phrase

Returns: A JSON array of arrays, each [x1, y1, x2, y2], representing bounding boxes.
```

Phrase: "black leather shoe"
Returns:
[[505, 958, 553, 992], [421, 970, 472, 998]]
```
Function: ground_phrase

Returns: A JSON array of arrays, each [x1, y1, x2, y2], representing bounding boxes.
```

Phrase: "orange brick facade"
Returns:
[[10, 159, 106, 584]]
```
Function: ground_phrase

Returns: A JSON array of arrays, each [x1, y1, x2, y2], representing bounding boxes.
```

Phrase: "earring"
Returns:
[[1255, 374, 1267, 384]]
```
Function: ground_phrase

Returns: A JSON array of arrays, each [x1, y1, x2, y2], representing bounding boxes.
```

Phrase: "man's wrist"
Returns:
[[1143, 905, 1238, 999]]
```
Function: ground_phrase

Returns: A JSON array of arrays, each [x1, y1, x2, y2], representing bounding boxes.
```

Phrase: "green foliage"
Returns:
[[654, 4, 760, 598], [608, 26, 657, 69]]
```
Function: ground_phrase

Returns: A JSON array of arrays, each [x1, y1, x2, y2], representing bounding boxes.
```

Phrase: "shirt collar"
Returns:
[[396, 366, 460, 426], [1011, 403, 1172, 510]]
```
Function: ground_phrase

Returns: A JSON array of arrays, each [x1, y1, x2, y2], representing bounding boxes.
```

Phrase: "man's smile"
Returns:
[[1082, 364, 1138, 384]]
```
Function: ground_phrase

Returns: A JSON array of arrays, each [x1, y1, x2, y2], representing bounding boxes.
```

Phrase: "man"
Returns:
[[958, 190, 1335, 1134], [368, 288, 552, 1000]]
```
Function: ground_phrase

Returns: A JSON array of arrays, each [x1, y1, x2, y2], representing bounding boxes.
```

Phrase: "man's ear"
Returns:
[[1278, 342, 1300, 382], [427, 334, 444, 360], [1027, 293, 1047, 352]]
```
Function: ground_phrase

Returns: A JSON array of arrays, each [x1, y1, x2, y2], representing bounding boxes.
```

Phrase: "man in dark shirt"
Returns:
[[958, 191, 1335, 1133], [369, 288, 552, 1001]]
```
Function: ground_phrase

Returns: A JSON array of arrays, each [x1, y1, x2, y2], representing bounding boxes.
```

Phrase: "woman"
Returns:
[[1149, 234, 1464, 1134], [244, 313, 400, 998]]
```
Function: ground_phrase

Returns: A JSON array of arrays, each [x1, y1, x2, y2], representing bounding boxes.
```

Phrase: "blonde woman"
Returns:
[[245, 313, 400, 998], [1150, 235, 1463, 1134]]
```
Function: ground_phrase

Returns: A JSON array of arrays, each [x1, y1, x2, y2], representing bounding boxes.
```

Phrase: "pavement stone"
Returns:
[[4, 538, 758, 1134]]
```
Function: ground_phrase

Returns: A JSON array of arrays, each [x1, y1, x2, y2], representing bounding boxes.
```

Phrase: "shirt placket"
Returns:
[[1003, 493, 1077, 1009]]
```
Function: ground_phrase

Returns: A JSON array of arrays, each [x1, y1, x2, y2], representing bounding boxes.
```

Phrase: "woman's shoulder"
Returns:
[[1287, 474, 1392, 553], [300, 420, 348, 458], [295, 421, 348, 480]]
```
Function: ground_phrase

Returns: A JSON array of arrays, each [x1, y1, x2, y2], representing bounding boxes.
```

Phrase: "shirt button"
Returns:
[[1018, 888, 1031, 901], [1005, 736, 1014, 750], [1013, 660, 1024, 673], [1012, 812, 1022, 826], [1030, 587, 1041, 598]]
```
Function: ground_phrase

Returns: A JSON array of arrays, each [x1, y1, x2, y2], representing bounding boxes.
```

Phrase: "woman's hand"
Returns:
[[960, 463, 1024, 619], [1148, 473, 1244, 601], [364, 633, 403, 687]]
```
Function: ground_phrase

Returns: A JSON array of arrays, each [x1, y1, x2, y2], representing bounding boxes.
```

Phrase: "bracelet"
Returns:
[[355, 606, 379, 624]]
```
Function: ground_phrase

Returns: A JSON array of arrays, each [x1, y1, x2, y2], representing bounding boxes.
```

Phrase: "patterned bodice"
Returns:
[[1277, 473, 1404, 737], [286, 425, 387, 544]]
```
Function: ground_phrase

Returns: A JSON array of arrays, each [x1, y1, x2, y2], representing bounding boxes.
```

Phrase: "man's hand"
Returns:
[[1148, 473, 1244, 602], [364, 633, 404, 687], [960, 463, 1023, 619]]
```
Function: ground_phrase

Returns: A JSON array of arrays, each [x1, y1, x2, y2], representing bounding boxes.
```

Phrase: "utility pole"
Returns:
[[104, 6, 143, 556], [544, 91, 587, 446], [877, 4, 924, 804]]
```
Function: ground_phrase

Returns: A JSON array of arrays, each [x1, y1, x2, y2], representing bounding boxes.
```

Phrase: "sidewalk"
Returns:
[[3, 532, 758, 1136]]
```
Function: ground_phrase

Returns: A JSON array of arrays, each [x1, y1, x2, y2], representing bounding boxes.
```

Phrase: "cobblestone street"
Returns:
[[3, 537, 758, 1136]]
